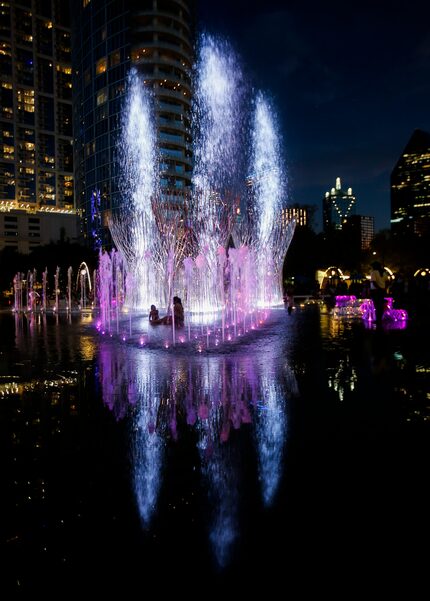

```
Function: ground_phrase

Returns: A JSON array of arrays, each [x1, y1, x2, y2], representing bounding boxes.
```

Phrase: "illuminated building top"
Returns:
[[322, 177, 356, 232]]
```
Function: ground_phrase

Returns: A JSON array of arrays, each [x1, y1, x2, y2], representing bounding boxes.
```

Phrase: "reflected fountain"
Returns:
[[98, 339, 298, 565]]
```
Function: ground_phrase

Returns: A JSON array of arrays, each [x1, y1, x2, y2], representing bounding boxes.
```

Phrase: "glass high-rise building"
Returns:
[[71, 0, 194, 247], [0, 0, 76, 252], [391, 129, 430, 236], [322, 177, 356, 232]]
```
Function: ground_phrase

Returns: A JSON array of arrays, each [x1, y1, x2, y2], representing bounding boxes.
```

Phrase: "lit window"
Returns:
[[56, 65, 72, 75], [97, 88, 108, 105], [96, 57, 107, 75]]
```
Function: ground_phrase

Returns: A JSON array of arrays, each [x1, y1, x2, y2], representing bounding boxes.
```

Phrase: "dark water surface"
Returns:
[[0, 307, 428, 595]]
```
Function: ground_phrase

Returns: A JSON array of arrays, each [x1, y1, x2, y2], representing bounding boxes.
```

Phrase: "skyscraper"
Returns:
[[343, 214, 374, 250], [71, 0, 194, 246], [322, 177, 356, 232], [391, 129, 430, 236], [0, 0, 77, 253]]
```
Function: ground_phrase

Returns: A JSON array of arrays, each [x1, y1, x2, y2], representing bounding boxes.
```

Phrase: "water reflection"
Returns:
[[327, 354, 358, 402], [11, 311, 97, 365], [256, 374, 297, 506], [2, 307, 428, 590], [133, 391, 164, 527], [97, 340, 298, 564], [198, 434, 238, 567]]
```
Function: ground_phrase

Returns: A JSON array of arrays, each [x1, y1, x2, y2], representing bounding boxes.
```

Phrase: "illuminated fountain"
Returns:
[[94, 37, 297, 561], [100, 34, 295, 338], [333, 295, 408, 327]]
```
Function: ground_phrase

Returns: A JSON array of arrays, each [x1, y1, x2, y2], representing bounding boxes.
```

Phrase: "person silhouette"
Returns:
[[150, 297, 184, 327], [149, 304, 160, 323], [172, 296, 184, 327], [370, 261, 389, 324]]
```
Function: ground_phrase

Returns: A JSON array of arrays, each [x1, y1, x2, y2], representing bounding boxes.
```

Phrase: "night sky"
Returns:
[[197, 0, 430, 231]]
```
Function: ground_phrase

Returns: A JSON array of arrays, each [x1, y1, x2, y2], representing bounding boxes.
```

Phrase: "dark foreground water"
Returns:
[[0, 306, 429, 596]]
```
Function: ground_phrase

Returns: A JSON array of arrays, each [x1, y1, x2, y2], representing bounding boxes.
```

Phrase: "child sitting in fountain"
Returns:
[[149, 304, 160, 323]]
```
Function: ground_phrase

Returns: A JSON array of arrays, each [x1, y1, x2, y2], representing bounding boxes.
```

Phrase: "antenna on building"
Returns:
[[336, 177, 341, 190]]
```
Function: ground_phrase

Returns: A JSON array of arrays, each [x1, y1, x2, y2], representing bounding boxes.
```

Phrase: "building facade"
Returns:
[[71, 0, 194, 247], [343, 214, 374, 250], [0, 0, 76, 252], [0, 208, 78, 253], [391, 129, 430, 236], [281, 204, 310, 229], [322, 177, 356, 232]]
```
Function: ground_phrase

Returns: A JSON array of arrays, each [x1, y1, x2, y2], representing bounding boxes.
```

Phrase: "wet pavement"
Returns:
[[0, 305, 428, 595]]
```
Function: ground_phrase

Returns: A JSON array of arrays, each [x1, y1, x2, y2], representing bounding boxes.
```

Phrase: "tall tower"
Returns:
[[71, 0, 194, 247], [322, 177, 356, 232], [391, 129, 430, 236], [0, 0, 76, 252]]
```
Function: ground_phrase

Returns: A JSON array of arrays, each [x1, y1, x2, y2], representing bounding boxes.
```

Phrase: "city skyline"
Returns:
[[197, 0, 430, 232]]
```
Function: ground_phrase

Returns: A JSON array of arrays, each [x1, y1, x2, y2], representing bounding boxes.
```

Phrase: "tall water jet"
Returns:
[[191, 34, 245, 312], [110, 69, 159, 309], [192, 34, 245, 195], [249, 92, 294, 305]]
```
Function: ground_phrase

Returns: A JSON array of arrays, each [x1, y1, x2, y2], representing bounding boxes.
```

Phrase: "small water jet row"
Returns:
[[12, 263, 94, 314]]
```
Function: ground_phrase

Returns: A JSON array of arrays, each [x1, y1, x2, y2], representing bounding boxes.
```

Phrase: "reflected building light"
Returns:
[[0, 375, 77, 396], [327, 356, 358, 402], [79, 335, 96, 361]]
